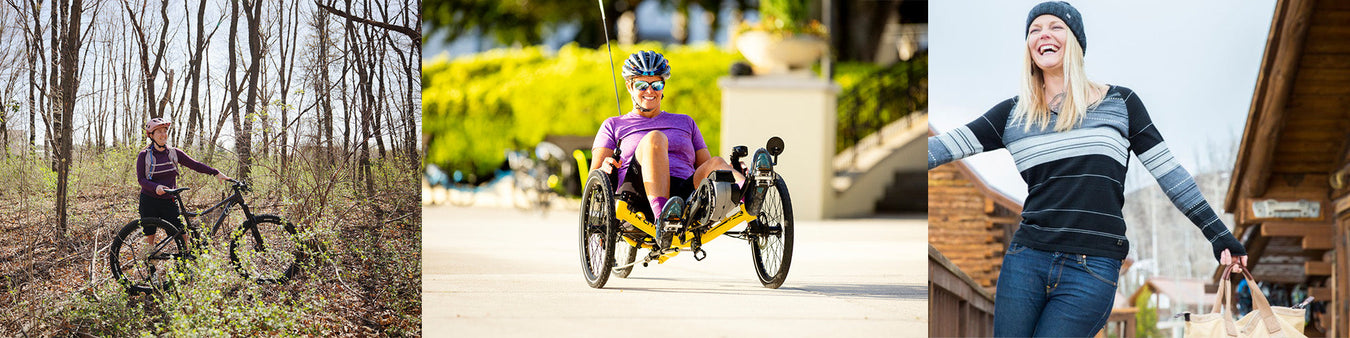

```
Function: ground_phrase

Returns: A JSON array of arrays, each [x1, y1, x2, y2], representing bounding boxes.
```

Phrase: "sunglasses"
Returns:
[[632, 80, 665, 92]]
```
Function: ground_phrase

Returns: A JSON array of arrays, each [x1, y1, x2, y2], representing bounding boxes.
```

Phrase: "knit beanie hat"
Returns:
[[1026, 1, 1086, 54]]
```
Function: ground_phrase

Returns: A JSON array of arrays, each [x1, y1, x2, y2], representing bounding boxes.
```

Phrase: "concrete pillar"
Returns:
[[719, 75, 839, 220]]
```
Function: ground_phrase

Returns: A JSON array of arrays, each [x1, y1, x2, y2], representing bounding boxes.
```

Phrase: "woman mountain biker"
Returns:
[[590, 50, 745, 239], [926, 2, 1248, 336], [137, 117, 232, 247]]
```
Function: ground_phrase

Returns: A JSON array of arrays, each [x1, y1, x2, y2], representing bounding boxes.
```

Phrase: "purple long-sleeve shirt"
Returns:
[[136, 144, 220, 199]]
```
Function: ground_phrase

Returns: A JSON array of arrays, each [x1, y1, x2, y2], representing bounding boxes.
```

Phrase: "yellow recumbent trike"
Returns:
[[579, 136, 794, 289]]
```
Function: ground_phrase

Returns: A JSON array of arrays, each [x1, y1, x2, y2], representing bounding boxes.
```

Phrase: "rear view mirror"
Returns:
[[766, 137, 785, 156]]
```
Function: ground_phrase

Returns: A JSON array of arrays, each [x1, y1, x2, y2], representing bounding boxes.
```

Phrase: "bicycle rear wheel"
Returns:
[[109, 218, 187, 294], [228, 215, 299, 284], [749, 176, 794, 289], [612, 233, 639, 278]]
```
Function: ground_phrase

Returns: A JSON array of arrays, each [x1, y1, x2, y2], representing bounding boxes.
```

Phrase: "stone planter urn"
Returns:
[[735, 30, 827, 76]]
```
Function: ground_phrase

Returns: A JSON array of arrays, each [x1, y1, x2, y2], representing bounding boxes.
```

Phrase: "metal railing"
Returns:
[[836, 52, 927, 156]]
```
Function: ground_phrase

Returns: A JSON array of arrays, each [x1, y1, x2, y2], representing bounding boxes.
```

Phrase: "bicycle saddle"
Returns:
[[164, 187, 191, 195]]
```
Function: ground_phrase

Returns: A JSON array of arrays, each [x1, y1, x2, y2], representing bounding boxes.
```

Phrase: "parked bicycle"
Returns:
[[108, 179, 299, 294], [507, 141, 570, 213]]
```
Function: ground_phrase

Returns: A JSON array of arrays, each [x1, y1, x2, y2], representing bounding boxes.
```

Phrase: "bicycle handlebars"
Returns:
[[167, 179, 250, 197]]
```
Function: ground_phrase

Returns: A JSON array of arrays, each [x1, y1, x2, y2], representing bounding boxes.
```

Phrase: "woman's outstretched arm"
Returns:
[[1123, 88, 1246, 262], [928, 98, 1016, 170]]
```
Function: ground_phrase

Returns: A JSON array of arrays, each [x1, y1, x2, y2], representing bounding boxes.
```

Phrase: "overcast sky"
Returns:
[[929, 0, 1277, 201]]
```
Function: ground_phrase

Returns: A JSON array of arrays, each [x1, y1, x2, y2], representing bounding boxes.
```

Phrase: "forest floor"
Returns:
[[0, 146, 421, 336]]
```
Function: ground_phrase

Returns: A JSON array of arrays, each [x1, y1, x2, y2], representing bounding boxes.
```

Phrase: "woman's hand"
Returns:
[[1220, 249, 1249, 274], [599, 157, 620, 174], [156, 185, 167, 195], [217, 172, 233, 181]]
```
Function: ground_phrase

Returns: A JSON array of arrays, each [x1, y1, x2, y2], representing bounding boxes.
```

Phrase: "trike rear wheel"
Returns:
[[612, 233, 640, 279]]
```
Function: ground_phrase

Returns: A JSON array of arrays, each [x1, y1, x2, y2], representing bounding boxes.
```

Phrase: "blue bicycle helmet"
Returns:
[[622, 50, 671, 80]]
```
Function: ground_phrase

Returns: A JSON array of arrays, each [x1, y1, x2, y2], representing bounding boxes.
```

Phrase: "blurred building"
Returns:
[[1223, 0, 1350, 336]]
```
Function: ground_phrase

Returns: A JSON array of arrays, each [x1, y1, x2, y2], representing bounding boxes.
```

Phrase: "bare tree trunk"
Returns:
[[237, 0, 263, 181], [122, 0, 171, 119], [368, 23, 387, 161], [222, 0, 240, 171], [312, 8, 334, 164], [45, 0, 60, 168], [183, 0, 206, 150], [8, 0, 43, 153], [276, 0, 300, 174], [54, 0, 85, 238], [338, 0, 376, 213]]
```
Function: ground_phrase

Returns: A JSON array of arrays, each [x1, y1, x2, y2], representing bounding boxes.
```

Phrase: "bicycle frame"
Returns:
[[171, 185, 256, 240], [613, 199, 757, 264]]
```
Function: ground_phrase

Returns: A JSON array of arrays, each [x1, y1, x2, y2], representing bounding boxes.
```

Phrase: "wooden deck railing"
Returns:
[[1096, 307, 1137, 338], [929, 245, 995, 337]]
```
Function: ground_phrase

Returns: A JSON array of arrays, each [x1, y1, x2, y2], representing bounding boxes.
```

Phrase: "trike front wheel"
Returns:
[[749, 176, 794, 289], [579, 170, 616, 288]]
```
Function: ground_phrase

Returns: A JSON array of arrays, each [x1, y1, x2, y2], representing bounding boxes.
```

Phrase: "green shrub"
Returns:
[[423, 42, 741, 178], [834, 52, 928, 153], [424, 45, 927, 177], [1135, 286, 1161, 338], [61, 247, 326, 336]]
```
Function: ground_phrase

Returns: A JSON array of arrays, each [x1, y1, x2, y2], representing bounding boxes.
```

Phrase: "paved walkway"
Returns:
[[423, 205, 928, 337]]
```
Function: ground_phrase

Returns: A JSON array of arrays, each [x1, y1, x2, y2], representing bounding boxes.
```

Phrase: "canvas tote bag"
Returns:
[[1184, 261, 1305, 338]]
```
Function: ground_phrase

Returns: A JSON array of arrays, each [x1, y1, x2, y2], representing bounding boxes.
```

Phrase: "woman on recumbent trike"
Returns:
[[579, 50, 793, 289]]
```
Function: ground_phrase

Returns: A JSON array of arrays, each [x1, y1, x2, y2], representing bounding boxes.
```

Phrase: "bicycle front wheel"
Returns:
[[229, 215, 299, 284], [579, 170, 616, 288], [109, 218, 188, 294], [749, 176, 794, 289]]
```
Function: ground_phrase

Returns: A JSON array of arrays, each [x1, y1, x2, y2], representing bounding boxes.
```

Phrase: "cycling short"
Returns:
[[139, 193, 184, 236], [623, 162, 695, 200]]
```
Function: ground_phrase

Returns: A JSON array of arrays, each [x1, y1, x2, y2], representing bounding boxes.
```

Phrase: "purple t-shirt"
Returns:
[[592, 111, 707, 181], [136, 144, 221, 199]]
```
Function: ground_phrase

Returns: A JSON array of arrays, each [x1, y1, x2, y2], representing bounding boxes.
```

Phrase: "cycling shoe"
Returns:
[[742, 148, 775, 215], [657, 196, 685, 249]]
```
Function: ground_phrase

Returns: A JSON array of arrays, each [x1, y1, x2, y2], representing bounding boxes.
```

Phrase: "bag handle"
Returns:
[[1231, 260, 1285, 335], [1211, 268, 1241, 336]]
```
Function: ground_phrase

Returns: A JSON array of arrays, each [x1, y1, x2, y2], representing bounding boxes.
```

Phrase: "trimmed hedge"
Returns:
[[424, 43, 926, 178], [424, 42, 740, 177]]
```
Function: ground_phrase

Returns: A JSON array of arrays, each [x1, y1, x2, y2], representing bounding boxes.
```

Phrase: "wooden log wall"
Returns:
[[928, 162, 1021, 289]]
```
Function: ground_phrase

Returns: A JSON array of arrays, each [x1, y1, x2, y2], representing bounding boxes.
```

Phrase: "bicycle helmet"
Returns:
[[145, 117, 171, 136], [622, 50, 671, 80]]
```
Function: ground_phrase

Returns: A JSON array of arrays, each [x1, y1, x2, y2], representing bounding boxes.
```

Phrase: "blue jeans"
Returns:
[[994, 243, 1121, 337]]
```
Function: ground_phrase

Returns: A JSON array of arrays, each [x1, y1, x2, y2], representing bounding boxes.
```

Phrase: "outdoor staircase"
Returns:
[[831, 112, 928, 217]]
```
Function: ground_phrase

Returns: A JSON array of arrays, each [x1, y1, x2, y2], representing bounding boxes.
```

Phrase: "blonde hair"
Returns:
[[1013, 29, 1101, 132]]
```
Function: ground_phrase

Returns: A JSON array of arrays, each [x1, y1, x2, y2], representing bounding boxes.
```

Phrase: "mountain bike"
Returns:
[[108, 179, 299, 294]]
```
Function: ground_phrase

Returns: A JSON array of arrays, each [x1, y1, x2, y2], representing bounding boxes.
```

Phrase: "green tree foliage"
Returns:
[[423, 0, 607, 47], [834, 52, 928, 153], [1135, 286, 1162, 338], [423, 42, 741, 178], [424, 45, 927, 178]]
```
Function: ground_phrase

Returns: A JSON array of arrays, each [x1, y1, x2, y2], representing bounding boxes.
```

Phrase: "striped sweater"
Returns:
[[928, 85, 1245, 260]]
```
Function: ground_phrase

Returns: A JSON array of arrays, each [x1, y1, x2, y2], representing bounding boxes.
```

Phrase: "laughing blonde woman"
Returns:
[[927, 2, 1248, 336]]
